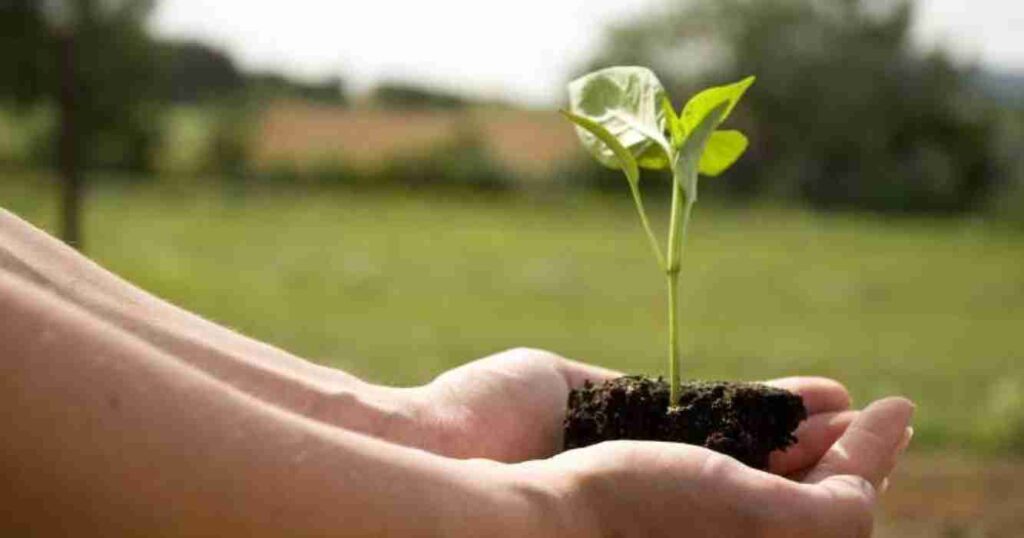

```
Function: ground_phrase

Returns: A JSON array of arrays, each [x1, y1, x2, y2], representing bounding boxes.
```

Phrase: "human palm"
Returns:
[[408, 348, 617, 461], [409, 348, 912, 536], [536, 395, 913, 537], [414, 347, 859, 475]]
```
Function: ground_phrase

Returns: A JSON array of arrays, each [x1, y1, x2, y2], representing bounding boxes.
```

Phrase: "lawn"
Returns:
[[3, 174, 1023, 453]]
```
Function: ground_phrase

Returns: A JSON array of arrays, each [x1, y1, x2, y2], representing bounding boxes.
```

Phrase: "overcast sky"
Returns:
[[152, 0, 1024, 107]]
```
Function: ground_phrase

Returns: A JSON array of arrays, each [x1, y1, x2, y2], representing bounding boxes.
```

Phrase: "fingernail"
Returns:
[[896, 426, 914, 454], [879, 476, 890, 495]]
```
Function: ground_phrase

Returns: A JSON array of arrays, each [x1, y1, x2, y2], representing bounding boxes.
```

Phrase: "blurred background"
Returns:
[[1, 0, 1022, 534]]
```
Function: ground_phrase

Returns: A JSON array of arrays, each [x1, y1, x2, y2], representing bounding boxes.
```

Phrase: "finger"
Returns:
[[556, 356, 623, 390], [685, 447, 875, 537], [770, 410, 858, 476], [804, 397, 915, 489], [897, 426, 914, 454], [467, 348, 622, 392], [765, 376, 851, 415], [803, 474, 878, 537]]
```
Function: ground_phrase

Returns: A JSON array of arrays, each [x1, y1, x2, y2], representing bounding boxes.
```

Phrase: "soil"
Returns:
[[564, 376, 807, 470]]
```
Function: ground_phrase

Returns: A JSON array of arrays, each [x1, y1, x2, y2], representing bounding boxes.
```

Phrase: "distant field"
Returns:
[[253, 102, 580, 179], [3, 174, 1023, 454]]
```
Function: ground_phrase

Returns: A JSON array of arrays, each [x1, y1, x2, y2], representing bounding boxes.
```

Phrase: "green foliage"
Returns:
[[566, 67, 752, 196], [159, 40, 245, 104], [370, 82, 468, 109], [157, 40, 347, 106], [591, 0, 1003, 214], [560, 110, 640, 187], [246, 73, 346, 105], [0, 0, 163, 173], [679, 76, 755, 139], [252, 124, 513, 193], [0, 105, 54, 167], [567, 66, 673, 171], [377, 146, 512, 192], [673, 103, 727, 202], [251, 161, 353, 187], [0, 1, 348, 176], [700, 131, 749, 177], [565, 66, 753, 400], [203, 107, 254, 178], [0, 0, 51, 105]]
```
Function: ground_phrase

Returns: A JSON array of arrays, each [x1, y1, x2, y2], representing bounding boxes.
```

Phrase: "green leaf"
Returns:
[[636, 142, 672, 170], [679, 76, 755, 136], [560, 110, 640, 187], [567, 66, 673, 171], [699, 130, 749, 177], [674, 103, 728, 202], [662, 95, 685, 149]]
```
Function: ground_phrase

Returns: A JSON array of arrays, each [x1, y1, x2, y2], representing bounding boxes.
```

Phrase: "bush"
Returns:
[[252, 125, 514, 193], [378, 133, 512, 192], [553, 157, 629, 194]]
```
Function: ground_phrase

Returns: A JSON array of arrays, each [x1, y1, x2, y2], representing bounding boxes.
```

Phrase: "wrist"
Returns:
[[366, 384, 451, 453], [499, 460, 603, 538], [450, 458, 596, 538], [300, 381, 429, 447], [306, 378, 476, 457], [367, 382, 473, 457]]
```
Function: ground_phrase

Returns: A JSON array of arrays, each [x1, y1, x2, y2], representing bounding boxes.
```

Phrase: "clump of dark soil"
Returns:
[[564, 376, 807, 470]]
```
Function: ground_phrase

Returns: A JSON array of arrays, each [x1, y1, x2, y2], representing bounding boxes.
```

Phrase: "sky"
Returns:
[[152, 0, 1024, 107]]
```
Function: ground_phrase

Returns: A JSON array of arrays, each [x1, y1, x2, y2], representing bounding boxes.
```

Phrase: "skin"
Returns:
[[0, 208, 914, 536]]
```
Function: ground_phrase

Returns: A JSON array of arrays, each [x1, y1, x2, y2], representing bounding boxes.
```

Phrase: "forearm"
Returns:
[[0, 271, 567, 536], [0, 209, 426, 445]]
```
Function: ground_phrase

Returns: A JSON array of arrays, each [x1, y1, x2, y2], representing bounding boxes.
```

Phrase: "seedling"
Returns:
[[562, 66, 754, 407]]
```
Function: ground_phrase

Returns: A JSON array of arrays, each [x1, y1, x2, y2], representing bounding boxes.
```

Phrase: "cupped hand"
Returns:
[[529, 397, 914, 538], [406, 347, 861, 473], [404, 347, 620, 461], [402, 348, 912, 536]]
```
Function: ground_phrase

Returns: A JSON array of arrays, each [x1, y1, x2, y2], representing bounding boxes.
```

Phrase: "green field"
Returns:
[[3, 175, 1023, 454]]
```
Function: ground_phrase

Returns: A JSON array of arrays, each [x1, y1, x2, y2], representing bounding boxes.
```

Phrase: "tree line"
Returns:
[[587, 0, 1015, 214], [1, 0, 1021, 249]]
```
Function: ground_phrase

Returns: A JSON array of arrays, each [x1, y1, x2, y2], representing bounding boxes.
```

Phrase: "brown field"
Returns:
[[251, 101, 583, 179], [879, 452, 1024, 537]]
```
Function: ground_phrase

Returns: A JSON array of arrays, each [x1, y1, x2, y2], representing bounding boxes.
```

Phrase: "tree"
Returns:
[[0, 0, 161, 249], [369, 82, 468, 109], [246, 72, 346, 105], [160, 40, 245, 103], [0, 0, 52, 106], [588, 0, 1001, 213]]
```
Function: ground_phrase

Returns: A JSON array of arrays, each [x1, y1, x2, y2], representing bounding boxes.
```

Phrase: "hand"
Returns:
[[524, 397, 914, 537], [402, 347, 620, 461], [404, 347, 860, 469]]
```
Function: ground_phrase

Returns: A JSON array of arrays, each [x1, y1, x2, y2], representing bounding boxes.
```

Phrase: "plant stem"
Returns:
[[665, 164, 696, 408], [665, 173, 684, 406], [628, 183, 666, 269], [665, 270, 679, 405]]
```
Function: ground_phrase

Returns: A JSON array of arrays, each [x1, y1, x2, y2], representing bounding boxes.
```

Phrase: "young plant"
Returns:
[[562, 66, 754, 407]]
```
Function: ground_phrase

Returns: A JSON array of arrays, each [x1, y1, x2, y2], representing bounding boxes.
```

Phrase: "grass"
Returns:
[[3, 173, 1024, 454]]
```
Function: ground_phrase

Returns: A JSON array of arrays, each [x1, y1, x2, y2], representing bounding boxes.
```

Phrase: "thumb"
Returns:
[[555, 356, 623, 390], [804, 397, 915, 489], [787, 397, 914, 538]]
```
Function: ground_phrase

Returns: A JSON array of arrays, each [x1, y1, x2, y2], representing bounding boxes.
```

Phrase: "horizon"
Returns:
[[152, 0, 1023, 108]]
